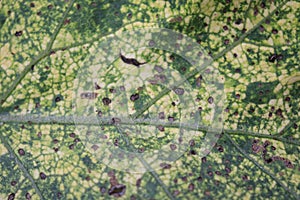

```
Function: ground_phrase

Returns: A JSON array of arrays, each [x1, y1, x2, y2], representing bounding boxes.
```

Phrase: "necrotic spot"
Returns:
[[40, 172, 47, 180], [108, 184, 126, 197], [8, 193, 15, 200], [18, 148, 25, 156], [102, 97, 111, 105], [130, 93, 139, 101], [207, 97, 214, 104]]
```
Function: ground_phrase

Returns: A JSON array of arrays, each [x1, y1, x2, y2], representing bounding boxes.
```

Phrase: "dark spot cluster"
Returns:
[[252, 139, 294, 168]]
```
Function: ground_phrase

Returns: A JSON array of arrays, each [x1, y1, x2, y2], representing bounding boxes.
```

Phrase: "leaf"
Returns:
[[0, 0, 299, 200]]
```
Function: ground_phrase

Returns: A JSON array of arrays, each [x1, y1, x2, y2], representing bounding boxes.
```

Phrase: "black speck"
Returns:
[[190, 150, 197, 155], [15, 31, 22, 37], [30, 2, 35, 7]]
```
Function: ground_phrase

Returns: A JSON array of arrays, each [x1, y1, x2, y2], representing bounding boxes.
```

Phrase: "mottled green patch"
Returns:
[[245, 81, 279, 104]]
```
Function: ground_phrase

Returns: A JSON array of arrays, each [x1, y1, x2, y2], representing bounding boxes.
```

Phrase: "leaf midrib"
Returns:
[[0, 0, 294, 199]]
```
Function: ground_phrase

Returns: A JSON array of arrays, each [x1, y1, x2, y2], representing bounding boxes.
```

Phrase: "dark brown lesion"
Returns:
[[119, 50, 147, 67]]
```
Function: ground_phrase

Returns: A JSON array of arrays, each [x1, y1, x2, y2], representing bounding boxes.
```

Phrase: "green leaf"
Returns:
[[0, 0, 299, 199]]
